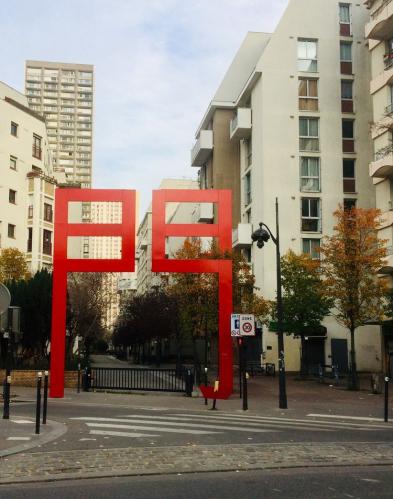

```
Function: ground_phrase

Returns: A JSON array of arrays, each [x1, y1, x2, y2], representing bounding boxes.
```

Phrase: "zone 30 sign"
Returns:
[[50, 189, 233, 400], [230, 314, 255, 337]]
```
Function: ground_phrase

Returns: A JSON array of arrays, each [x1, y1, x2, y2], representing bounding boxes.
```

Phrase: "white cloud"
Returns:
[[0, 0, 288, 214]]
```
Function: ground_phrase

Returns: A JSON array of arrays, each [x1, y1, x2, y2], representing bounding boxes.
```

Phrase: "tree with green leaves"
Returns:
[[320, 206, 387, 389], [5, 269, 52, 365], [280, 250, 332, 375]]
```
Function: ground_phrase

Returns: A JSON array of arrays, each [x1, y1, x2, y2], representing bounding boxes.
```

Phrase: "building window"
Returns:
[[300, 157, 320, 192], [341, 80, 353, 113], [9, 156, 17, 170], [8, 224, 15, 239], [301, 198, 321, 232], [340, 42, 352, 75], [302, 238, 321, 259], [298, 39, 318, 72], [32, 134, 42, 159], [298, 78, 318, 111], [342, 119, 355, 152], [344, 198, 357, 211], [9, 189, 16, 204], [43, 230, 52, 255], [28, 205, 33, 218], [299, 118, 319, 151], [244, 172, 252, 206], [343, 159, 356, 193], [44, 203, 53, 222], [384, 39, 393, 70], [27, 228, 33, 252], [339, 3, 351, 36], [11, 122, 18, 137]]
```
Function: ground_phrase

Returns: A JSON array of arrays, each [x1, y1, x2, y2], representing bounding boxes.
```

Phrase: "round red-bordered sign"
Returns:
[[242, 322, 253, 333]]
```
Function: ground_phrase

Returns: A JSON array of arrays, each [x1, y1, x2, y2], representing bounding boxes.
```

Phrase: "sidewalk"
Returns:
[[9, 373, 391, 420], [0, 416, 67, 457]]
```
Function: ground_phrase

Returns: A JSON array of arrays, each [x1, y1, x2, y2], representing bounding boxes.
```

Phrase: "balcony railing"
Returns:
[[43, 242, 52, 255], [386, 102, 393, 115], [371, 0, 393, 20], [375, 144, 393, 161], [32, 145, 42, 159], [384, 52, 393, 70]]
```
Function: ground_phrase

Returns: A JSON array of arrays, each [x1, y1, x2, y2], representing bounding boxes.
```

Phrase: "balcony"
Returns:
[[232, 223, 252, 249], [369, 148, 393, 177], [196, 203, 214, 223], [365, 0, 393, 40], [229, 108, 252, 141], [191, 130, 213, 167]]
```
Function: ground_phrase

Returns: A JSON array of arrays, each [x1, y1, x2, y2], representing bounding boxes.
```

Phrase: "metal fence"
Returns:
[[89, 367, 190, 393]]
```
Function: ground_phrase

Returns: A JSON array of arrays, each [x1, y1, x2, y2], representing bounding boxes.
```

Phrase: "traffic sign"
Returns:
[[230, 314, 240, 337], [240, 314, 255, 337]]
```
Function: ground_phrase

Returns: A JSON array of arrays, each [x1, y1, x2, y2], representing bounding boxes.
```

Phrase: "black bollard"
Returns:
[[2, 372, 11, 420], [385, 376, 389, 423], [204, 367, 208, 406], [42, 370, 48, 425], [35, 372, 42, 435], [77, 363, 81, 393]]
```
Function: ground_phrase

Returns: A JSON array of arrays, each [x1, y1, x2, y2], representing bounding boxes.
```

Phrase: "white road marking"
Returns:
[[74, 417, 272, 433], [121, 414, 339, 432], [307, 413, 387, 423], [86, 422, 220, 435], [6, 437, 31, 441], [78, 438, 97, 441], [89, 430, 159, 438], [10, 420, 34, 424]]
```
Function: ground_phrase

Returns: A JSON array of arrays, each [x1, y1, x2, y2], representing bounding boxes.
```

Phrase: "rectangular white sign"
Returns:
[[239, 314, 255, 336]]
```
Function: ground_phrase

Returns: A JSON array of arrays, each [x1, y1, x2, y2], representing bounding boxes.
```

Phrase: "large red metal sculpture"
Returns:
[[50, 188, 233, 400], [152, 189, 233, 399], [50, 189, 136, 398]]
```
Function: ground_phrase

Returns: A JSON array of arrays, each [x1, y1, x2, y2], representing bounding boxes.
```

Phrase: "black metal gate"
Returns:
[[89, 367, 190, 393]]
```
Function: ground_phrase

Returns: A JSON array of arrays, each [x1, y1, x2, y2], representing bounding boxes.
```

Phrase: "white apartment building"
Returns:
[[25, 60, 94, 189], [0, 81, 63, 272], [136, 178, 199, 295], [191, 0, 382, 373], [365, 0, 393, 372]]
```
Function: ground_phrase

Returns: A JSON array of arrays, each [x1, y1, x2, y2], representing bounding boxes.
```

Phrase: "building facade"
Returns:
[[365, 0, 393, 373], [191, 0, 382, 373], [25, 60, 94, 189], [0, 81, 63, 272]]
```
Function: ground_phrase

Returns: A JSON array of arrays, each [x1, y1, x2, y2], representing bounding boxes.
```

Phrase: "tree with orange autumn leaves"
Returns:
[[320, 206, 388, 389], [168, 238, 270, 366]]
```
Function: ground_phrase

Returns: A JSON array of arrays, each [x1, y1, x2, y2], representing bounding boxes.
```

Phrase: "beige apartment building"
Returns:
[[192, 0, 382, 373], [0, 81, 64, 272], [365, 0, 393, 372], [25, 60, 94, 189]]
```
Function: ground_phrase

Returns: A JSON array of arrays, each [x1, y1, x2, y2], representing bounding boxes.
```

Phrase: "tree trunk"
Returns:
[[348, 326, 359, 390]]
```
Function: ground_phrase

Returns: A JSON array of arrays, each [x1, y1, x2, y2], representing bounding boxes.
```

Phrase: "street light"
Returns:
[[251, 197, 288, 409]]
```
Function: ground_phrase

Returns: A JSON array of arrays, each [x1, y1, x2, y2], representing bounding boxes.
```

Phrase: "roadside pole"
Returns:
[[385, 376, 390, 423], [35, 371, 42, 434]]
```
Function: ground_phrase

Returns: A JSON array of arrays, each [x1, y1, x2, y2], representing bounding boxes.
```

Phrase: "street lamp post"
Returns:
[[251, 198, 288, 409]]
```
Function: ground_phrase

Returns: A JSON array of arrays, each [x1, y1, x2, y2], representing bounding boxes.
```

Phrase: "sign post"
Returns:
[[231, 314, 255, 409]]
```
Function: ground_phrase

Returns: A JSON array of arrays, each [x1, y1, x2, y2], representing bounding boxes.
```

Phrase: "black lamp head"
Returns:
[[251, 223, 270, 248]]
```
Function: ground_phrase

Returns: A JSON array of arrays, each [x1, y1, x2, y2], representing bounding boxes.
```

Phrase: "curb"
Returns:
[[0, 418, 67, 458]]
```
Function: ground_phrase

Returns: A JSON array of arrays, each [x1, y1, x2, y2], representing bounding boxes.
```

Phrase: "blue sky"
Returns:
[[1, 0, 287, 212]]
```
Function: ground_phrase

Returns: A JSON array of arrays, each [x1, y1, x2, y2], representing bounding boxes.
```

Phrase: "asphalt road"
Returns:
[[2, 467, 393, 499]]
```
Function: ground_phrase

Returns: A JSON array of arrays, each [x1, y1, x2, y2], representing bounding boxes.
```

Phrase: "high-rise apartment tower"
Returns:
[[25, 60, 94, 188]]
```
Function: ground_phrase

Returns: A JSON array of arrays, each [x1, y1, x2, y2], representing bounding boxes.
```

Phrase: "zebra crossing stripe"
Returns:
[[89, 430, 158, 438], [120, 414, 335, 432], [75, 417, 273, 433], [85, 422, 220, 435], [169, 413, 388, 430]]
